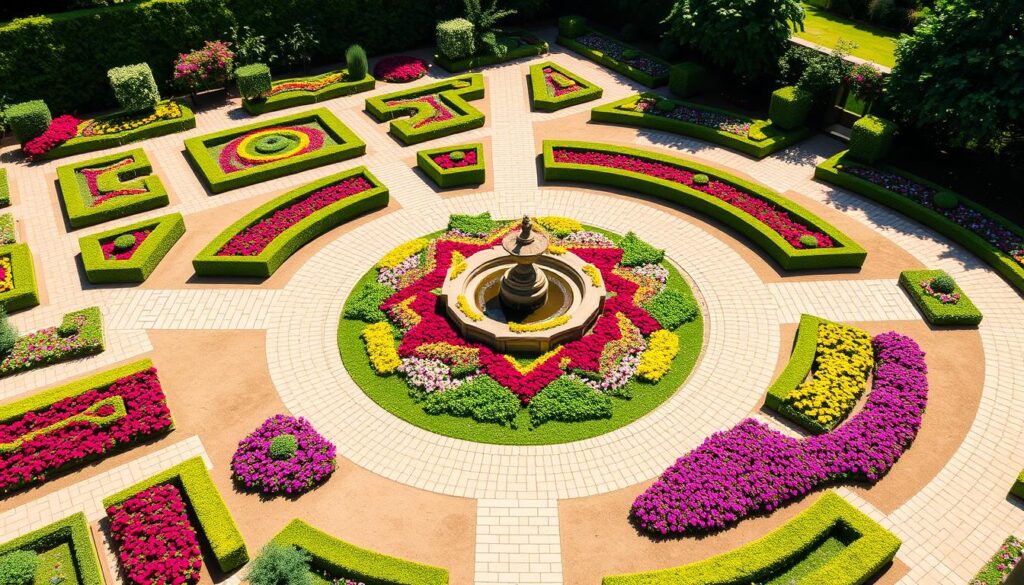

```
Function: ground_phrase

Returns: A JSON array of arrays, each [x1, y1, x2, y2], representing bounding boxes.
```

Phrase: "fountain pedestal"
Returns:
[[499, 216, 550, 311]]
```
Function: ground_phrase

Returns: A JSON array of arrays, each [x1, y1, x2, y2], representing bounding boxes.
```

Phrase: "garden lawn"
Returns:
[[795, 3, 898, 68]]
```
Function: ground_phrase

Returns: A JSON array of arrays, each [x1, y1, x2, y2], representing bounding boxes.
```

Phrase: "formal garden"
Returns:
[[0, 0, 1021, 583]]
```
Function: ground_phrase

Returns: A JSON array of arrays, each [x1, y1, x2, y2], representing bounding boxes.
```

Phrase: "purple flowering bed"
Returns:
[[573, 33, 669, 78], [633, 97, 752, 136], [230, 415, 337, 495], [631, 331, 928, 535]]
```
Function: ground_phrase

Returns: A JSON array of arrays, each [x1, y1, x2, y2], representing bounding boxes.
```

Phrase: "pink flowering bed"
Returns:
[[231, 415, 337, 495], [101, 229, 152, 260], [432, 149, 478, 169], [0, 308, 104, 377], [543, 67, 582, 97], [23, 115, 81, 160], [216, 125, 328, 174], [384, 95, 455, 129], [633, 97, 751, 136], [79, 157, 149, 206], [374, 55, 428, 83], [631, 331, 928, 535]]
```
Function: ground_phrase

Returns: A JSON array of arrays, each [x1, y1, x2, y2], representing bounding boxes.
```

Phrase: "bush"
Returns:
[[56, 321, 79, 338], [528, 376, 612, 425], [692, 173, 709, 185], [424, 375, 520, 424], [796, 41, 852, 100], [655, 99, 675, 113], [619, 232, 664, 266], [899, 269, 983, 326], [643, 288, 699, 330], [345, 281, 394, 323], [269, 434, 299, 460], [933, 190, 958, 209], [0, 307, 17, 356], [345, 44, 368, 80], [0, 550, 38, 585], [6, 100, 51, 143], [174, 40, 235, 92], [236, 63, 272, 100], [448, 211, 497, 236], [799, 234, 819, 248], [559, 14, 587, 39], [246, 543, 312, 585], [668, 62, 707, 98], [769, 86, 813, 130], [437, 18, 476, 60], [107, 63, 160, 113], [113, 234, 137, 251], [931, 274, 956, 294], [848, 115, 896, 163]]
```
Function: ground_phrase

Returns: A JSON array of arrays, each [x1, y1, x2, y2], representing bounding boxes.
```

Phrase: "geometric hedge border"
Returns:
[[416, 143, 485, 188], [528, 61, 603, 111], [0, 512, 104, 585], [55, 148, 169, 229], [79, 212, 186, 283], [0, 242, 40, 312], [365, 73, 485, 145]]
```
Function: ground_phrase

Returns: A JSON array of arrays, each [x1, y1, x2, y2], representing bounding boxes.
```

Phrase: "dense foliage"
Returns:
[[246, 543, 313, 585]]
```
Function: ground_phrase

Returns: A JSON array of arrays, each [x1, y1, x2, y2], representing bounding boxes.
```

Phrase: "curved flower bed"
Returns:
[[218, 125, 327, 173], [573, 33, 668, 79], [231, 415, 337, 495], [80, 157, 149, 205], [107, 483, 202, 584], [365, 74, 484, 145], [374, 55, 428, 82], [631, 331, 927, 535], [631, 96, 751, 136]]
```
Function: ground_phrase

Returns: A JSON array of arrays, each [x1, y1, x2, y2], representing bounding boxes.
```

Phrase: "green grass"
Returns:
[[796, 3, 898, 67]]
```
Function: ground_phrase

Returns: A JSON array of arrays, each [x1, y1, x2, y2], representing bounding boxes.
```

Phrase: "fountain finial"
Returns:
[[518, 215, 533, 243]]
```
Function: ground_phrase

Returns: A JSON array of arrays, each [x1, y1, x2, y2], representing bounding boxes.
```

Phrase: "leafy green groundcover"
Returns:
[[242, 69, 376, 115], [79, 213, 185, 283], [1, 307, 105, 378], [184, 107, 366, 194], [56, 148, 169, 229], [102, 456, 249, 573], [0, 513, 104, 585], [529, 61, 603, 111], [416, 143, 485, 188], [365, 73, 485, 145], [602, 492, 900, 585], [556, 31, 670, 88], [274, 518, 449, 585], [434, 32, 548, 72], [591, 94, 810, 158], [898, 269, 983, 326], [543, 140, 866, 270], [0, 243, 39, 312]]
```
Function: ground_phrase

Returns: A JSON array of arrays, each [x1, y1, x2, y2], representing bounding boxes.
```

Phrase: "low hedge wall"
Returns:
[[898, 269, 983, 326], [0, 242, 40, 312], [763, 313, 823, 414], [591, 94, 810, 159], [556, 33, 670, 88], [1, 306, 105, 378], [543, 140, 866, 270], [242, 70, 376, 115], [434, 35, 548, 72], [0, 168, 9, 207], [529, 61, 603, 111], [56, 148, 169, 229], [79, 213, 186, 283], [273, 518, 449, 585], [103, 456, 249, 573], [416, 143, 485, 188], [1012, 470, 1024, 499], [816, 151, 1024, 293], [193, 167, 389, 278], [0, 513, 104, 585], [365, 73, 485, 145], [184, 107, 366, 194], [0, 359, 153, 422], [602, 492, 900, 585]]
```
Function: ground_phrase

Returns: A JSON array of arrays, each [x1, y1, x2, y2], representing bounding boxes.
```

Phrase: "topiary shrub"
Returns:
[[449, 150, 465, 161], [6, 100, 51, 143], [345, 44, 368, 80], [768, 86, 813, 131], [655, 99, 676, 113], [799, 234, 819, 248], [558, 15, 587, 39], [107, 63, 160, 113], [619, 232, 664, 266], [235, 63, 272, 101], [57, 322, 79, 338], [848, 115, 896, 163], [668, 62, 707, 98], [643, 288, 699, 330], [933, 190, 958, 209], [931, 274, 956, 294], [269, 434, 298, 460], [437, 18, 476, 60], [692, 173, 710, 186], [245, 543, 312, 585], [0, 549, 39, 585], [0, 307, 18, 356], [113, 234, 137, 251]]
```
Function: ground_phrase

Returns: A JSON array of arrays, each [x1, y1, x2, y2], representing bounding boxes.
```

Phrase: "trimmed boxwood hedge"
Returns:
[[591, 94, 810, 159], [79, 213, 185, 283], [543, 140, 866, 270], [0, 243, 39, 312], [103, 456, 249, 573], [899, 269, 983, 326], [56, 148, 169, 229], [193, 167, 389, 278], [416, 143, 485, 188], [1012, 470, 1024, 499], [528, 61, 603, 111], [434, 34, 548, 72], [816, 151, 1024, 293], [0, 359, 153, 421], [184, 107, 366, 194], [602, 492, 900, 585], [242, 69, 376, 115], [0, 168, 9, 207], [366, 74, 485, 145], [273, 518, 448, 585], [556, 31, 670, 88], [1, 306, 105, 378], [0, 513, 104, 585]]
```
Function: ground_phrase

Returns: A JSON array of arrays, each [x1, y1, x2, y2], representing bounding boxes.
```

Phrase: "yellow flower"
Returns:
[[449, 251, 468, 280], [379, 238, 429, 268], [361, 322, 401, 375], [637, 330, 679, 382], [457, 295, 484, 321], [509, 314, 570, 332], [536, 216, 582, 236], [582, 264, 602, 287]]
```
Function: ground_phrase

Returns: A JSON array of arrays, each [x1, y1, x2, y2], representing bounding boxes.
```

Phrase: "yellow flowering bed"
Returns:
[[415, 342, 480, 369], [536, 216, 583, 236], [449, 251, 468, 280], [379, 238, 430, 269], [80, 101, 183, 137], [361, 322, 401, 374], [504, 347, 564, 374], [509, 314, 571, 333], [457, 294, 484, 321], [637, 330, 680, 382], [582, 264, 602, 287], [546, 244, 567, 255], [785, 322, 874, 428]]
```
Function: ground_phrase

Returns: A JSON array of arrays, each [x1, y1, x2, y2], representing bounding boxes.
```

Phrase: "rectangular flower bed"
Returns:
[[184, 107, 366, 193], [0, 512, 104, 585], [592, 94, 810, 158], [416, 143, 485, 188], [242, 69, 376, 115], [557, 30, 670, 87], [0, 213, 15, 245], [434, 32, 548, 72], [816, 151, 1024, 293], [102, 456, 249, 576], [0, 242, 39, 312], [192, 166, 389, 278], [365, 73, 485, 145], [971, 536, 1024, 584], [899, 269, 983, 326], [0, 359, 173, 496], [1, 306, 105, 378], [79, 213, 185, 283], [543, 140, 866, 270], [529, 61, 603, 111], [56, 148, 169, 229]]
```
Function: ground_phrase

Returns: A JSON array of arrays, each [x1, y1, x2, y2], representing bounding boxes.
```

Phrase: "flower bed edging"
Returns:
[[365, 73, 485, 145], [1012, 470, 1024, 499], [0, 168, 9, 208], [0, 513, 104, 585], [434, 33, 548, 72], [557, 31, 669, 88], [898, 269, 983, 326], [543, 140, 866, 270], [0, 243, 39, 312], [242, 70, 376, 115], [529, 61, 603, 111], [79, 213, 185, 283], [55, 148, 169, 229], [970, 536, 1024, 585], [193, 167, 388, 278], [416, 143, 485, 188], [1, 306, 105, 378]]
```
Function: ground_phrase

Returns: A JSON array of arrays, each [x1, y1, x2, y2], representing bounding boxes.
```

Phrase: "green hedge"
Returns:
[[815, 151, 1024, 293], [56, 148, 169, 229], [107, 63, 160, 113], [0, 513, 103, 585], [0, 168, 9, 207], [603, 492, 900, 585], [769, 86, 813, 131], [235, 63, 272, 101], [436, 18, 475, 60], [6, 100, 51, 143], [556, 32, 669, 88], [528, 61, 603, 111], [591, 94, 810, 159], [899, 269, 983, 326], [0, 243, 39, 312], [273, 518, 448, 585], [1, 307, 105, 378], [433, 34, 549, 73], [192, 167, 388, 277], [416, 143, 485, 188], [668, 62, 707, 98], [242, 70, 376, 115], [79, 213, 185, 283], [543, 140, 866, 270], [103, 456, 249, 573], [848, 115, 896, 164], [1012, 470, 1024, 499], [184, 107, 366, 193], [366, 74, 485, 145]]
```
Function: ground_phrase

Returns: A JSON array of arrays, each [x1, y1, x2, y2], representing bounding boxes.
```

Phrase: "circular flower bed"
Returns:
[[231, 415, 337, 495], [373, 55, 428, 83]]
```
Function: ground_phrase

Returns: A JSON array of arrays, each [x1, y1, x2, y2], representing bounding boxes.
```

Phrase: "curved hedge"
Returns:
[[603, 492, 900, 585], [529, 61, 603, 111], [542, 140, 866, 270], [56, 148, 169, 229], [365, 73, 485, 145], [0, 513, 104, 585], [193, 166, 388, 277], [416, 143, 485, 188], [557, 31, 669, 88], [79, 213, 186, 283], [242, 69, 376, 115], [0, 242, 39, 312], [899, 269, 983, 326]]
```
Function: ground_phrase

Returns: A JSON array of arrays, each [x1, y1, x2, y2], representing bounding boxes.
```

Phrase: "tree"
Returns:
[[885, 0, 1024, 153], [463, 0, 518, 57], [663, 0, 805, 80]]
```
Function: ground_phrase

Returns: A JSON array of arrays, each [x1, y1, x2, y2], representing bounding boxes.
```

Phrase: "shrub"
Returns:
[[558, 14, 587, 39], [269, 434, 299, 460], [174, 41, 235, 92], [236, 63, 272, 100], [655, 99, 675, 113], [933, 190, 958, 209], [619, 232, 664, 266], [56, 322, 79, 338], [424, 375, 520, 424], [528, 376, 612, 425], [6, 100, 51, 143], [113, 234, 137, 251], [643, 288, 699, 330], [345, 281, 394, 323], [796, 41, 852, 100], [622, 49, 641, 60], [0, 549, 39, 585], [799, 234, 819, 248], [448, 211, 497, 236], [668, 62, 707, 98], [345, 44, 368, 80], [437, 18, 476, 60], [692, 173, 710, 185], [0, 307, 17, 356], [245, 543, 312, 585], [107, 63, 160, 113], [848, 115, 896, 163], [846, 62, 884, 103], [931, 274, 956, 294], [769, 86, 813, 130], [449, 150, 466, 161]]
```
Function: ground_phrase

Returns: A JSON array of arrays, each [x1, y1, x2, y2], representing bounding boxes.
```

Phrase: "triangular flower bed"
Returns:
[[78, 212, 185, 283], [0, 242, 39, 312], [0, 513, 105, 584], [529, 61, 603, 111], [416, 143, 485, 188], [55, 148, 169, 229]]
